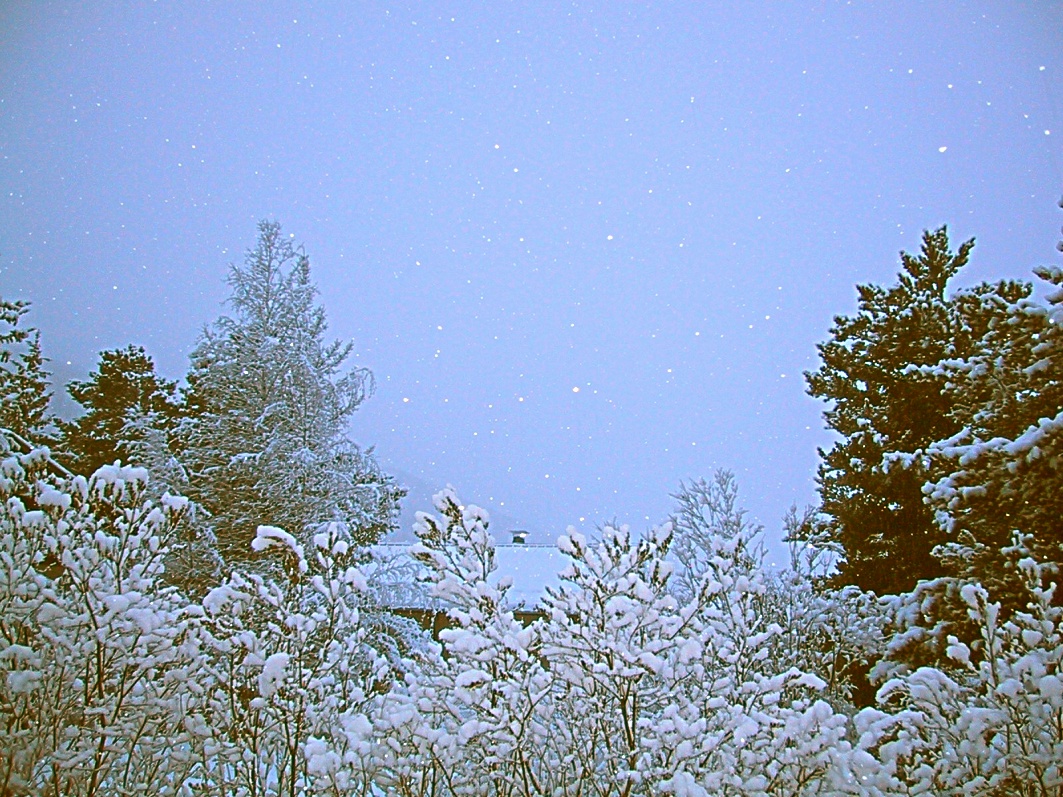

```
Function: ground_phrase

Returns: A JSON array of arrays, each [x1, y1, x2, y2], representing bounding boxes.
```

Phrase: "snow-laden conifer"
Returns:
[[0, 298, 54, 443], [180, 221, 403, 570]]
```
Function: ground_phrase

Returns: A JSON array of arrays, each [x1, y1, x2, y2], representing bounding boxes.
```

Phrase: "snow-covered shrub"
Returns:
[[668, 472, 762, 603], [538, 523, 682, 793], [379, 488, 855, 796], [0, 431, 392, 797], [365, 487, 552, 795], [188, 521, 389, 796], [674, 483, 887, 711], [7, 428, 1059, 796], [851, 539, 1063, 796], [764, 569, 885, 712], [619, 520, 850, 794], [0, 435, 200, 796]]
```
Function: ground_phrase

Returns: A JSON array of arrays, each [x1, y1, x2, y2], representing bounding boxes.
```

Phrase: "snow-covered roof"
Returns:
[[367, 542, 567, 610]]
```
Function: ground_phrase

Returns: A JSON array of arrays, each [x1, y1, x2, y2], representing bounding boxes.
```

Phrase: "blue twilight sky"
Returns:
[[1, 1, 1061, 554]]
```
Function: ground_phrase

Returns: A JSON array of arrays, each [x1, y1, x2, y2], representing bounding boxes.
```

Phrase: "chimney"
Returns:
[[510, 530, 528, 545]]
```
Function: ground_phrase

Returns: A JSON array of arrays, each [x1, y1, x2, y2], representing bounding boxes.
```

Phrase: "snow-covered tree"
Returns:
[[0, 297, 53, 443], [668, 471, 762, 604], [0, 433, 201, 796], [366, 487, 553, 796], [180, 220, 404, 569], [805, 228, 1031, 596], [185, 522, 390, 797], [4, 435, 1061, 795], [852, 210, 1063, 668], [0, 427, 396, 797], [850, 537, 1063, 796], [380, 488, 856, 796], [55, 345, 218, 595], [669, 477, 885, 710], [922, 259, 1063, 616], [770, 513, 887, 710]]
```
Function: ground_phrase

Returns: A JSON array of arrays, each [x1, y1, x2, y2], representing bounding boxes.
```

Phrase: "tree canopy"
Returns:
[[179, 221, 404, 568], [0, 298, 52, 443], [61, 344, 183, 475], [805, 228, 1035, 596]]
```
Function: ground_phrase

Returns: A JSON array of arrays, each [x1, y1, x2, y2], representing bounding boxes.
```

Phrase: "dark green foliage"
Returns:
[[924, 219, 1063, 611], [805, 228, 1031, 596], [0, 298, 53, 443], [60, 344, 183, 474]]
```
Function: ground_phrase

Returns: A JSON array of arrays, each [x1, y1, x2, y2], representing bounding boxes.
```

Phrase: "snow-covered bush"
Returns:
[[383, 488, 855, 796], [366, 487, 553, 795], [668, 472, 762, 603], [386, 488, 1061, 796], [0, 436, 200, 796], [187, 521, 389, 797], [5, 427, 1059, 796], [673, 481, 887, 711], [764, 564, 886, 712], [0, 431, 391, 797], [850, 540, 1063, 796]]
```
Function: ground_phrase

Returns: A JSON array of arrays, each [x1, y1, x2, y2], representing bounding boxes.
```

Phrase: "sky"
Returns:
[[1, 1, 1062, 557]]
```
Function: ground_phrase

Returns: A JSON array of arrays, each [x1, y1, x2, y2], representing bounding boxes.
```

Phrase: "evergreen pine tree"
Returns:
[[180, 221, 404, 568], [924, 206, 1063, 608], [60, 344, 183, 474], [805, 228, 1029, 595], [0, 297, 53, 443]]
